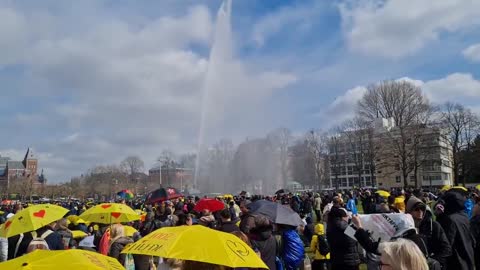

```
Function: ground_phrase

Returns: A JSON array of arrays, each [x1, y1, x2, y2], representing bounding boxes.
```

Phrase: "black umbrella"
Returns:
[[145, 187, 183, 204], [275, 189, 290, 195], [247, 199, 302, 227]]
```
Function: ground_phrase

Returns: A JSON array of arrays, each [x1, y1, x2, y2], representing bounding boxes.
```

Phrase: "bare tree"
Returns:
[[267, 128, 292, 189], [120, 156, 144, 189], [341, 117, 372, 187], [358, 80, 432, 188], [206, 139, 235, 192], [158, 150, 176, 187], [305, 130, 329, 188], [120, 156, 144, 176], [328, 131, 343, 189], [439, 102, 480, 185], [358, 80, 431, 127], [290, 139, 315, 187]]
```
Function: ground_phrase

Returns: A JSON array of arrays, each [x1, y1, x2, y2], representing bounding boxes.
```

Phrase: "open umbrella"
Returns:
[[246, 200, 302, 227], [275, 189, 290, 195], [375, 190, 391, 198], [440, 185, 452, 192], [122, 225, 267, 269], [0, 249, 124, 270], [71, 230, 88, 239], [79, 203, 140, 224], [193, 198, 225, 212], [145, 187, 183, 204], [0, 204, 69, 238], [117, 189, 134, 200]]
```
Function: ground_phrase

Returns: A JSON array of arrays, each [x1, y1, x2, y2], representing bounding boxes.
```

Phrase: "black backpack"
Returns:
[[317, 234, 330, 256]]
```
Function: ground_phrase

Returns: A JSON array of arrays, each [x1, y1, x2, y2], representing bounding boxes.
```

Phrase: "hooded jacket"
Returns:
[[437, 191, 475, 270], [326, 215, 360, 267], [406, 196, 452, 268], [310, 223, 330, 260]]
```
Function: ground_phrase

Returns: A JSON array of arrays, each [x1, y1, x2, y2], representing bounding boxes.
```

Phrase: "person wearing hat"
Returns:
[[326, 206, 360, 270], [406, 196, 451, 269]]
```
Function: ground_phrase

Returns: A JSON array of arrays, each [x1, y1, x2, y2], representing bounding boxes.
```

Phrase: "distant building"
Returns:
[[327, 118, 453, 189], [0, 148, 45, 193], [148, 166, 193, 191]]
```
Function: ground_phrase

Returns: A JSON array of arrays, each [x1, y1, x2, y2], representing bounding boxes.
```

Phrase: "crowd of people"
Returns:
[[0, 185, 479, 270]]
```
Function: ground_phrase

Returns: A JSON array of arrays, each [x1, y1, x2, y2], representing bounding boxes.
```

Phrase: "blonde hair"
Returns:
[[110, 224, 125, 243], [379, 238, 428, 270]]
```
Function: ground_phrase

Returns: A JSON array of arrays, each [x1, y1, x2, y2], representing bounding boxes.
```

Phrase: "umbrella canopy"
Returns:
[[124, 225, 138, 237], [145, 187, 183, 204], [79, 203, 140, 224], [375, 190, 391, 198], [451, 186, 468, 192], [275, 189, 290, 195], [0, 204, 69, 238], [117, 189, 134, 200], [0, 249, 124, 270], [476, 184, 480, 191], [193, 198, 225, 212], [122, 225, 267, 269], [246, 200, 302, 227], [71, 230, 88, 239], [440, 185, 452, 192]]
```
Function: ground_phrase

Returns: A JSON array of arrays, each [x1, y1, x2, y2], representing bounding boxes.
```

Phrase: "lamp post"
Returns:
[[157, 159, 163, 187]]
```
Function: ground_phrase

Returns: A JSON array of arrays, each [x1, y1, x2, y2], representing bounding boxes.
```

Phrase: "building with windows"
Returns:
[[0, 148, 45, 193], [328, 118, 453, 189]]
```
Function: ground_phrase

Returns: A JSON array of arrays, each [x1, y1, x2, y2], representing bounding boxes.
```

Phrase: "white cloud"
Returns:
[[339, 0, 480, 58], [320, 86, 367, 126], [0, 2, 296, 183], [322, 73, 480, 126], [463, 43, 480, 62], [251, 1, 323, 47], [422, 73, 480, 103]]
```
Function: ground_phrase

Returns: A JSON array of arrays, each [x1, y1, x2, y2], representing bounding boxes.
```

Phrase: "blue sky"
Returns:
[[1, 0, 480, 183]]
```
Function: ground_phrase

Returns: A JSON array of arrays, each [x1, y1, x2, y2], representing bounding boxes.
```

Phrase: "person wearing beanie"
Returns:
[[406, 196, 451, 269]]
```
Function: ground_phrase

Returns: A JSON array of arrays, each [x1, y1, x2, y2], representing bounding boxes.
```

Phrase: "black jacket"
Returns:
[[470, 215, 480, 270], [250, 228, 277, 270], [437, 192, 475, 270], [418, 210, 452, 268], [326, 218, 360, 267], [218, 220, 240, 233]]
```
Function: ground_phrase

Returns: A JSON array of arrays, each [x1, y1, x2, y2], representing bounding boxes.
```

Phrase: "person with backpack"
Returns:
[[310, 223, 330, 270], [27, 221, 64, 253]]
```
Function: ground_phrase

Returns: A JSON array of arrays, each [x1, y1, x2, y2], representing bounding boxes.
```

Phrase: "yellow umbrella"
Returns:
[[476, 184, 480, 191], [122, 225, 268, 269], [0, 204, 68, 238], [375, 190, 390, 198], [79, 203, 140, 224], [124, 225, 138, 237], [0, 249, 124, 270], [451, 186, 468, 192], [440, 185, 452, 192], [71, 230, 88, 239]]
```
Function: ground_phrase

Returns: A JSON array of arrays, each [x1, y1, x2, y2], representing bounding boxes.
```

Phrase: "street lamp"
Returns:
[[157, 159, 163, 187]]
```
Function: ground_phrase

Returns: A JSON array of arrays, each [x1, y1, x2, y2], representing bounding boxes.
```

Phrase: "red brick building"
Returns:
[[0, 148, 45, 193]]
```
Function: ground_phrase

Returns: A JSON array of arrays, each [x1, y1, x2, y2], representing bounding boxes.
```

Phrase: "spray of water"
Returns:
[[194, 0, 233, 188]]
